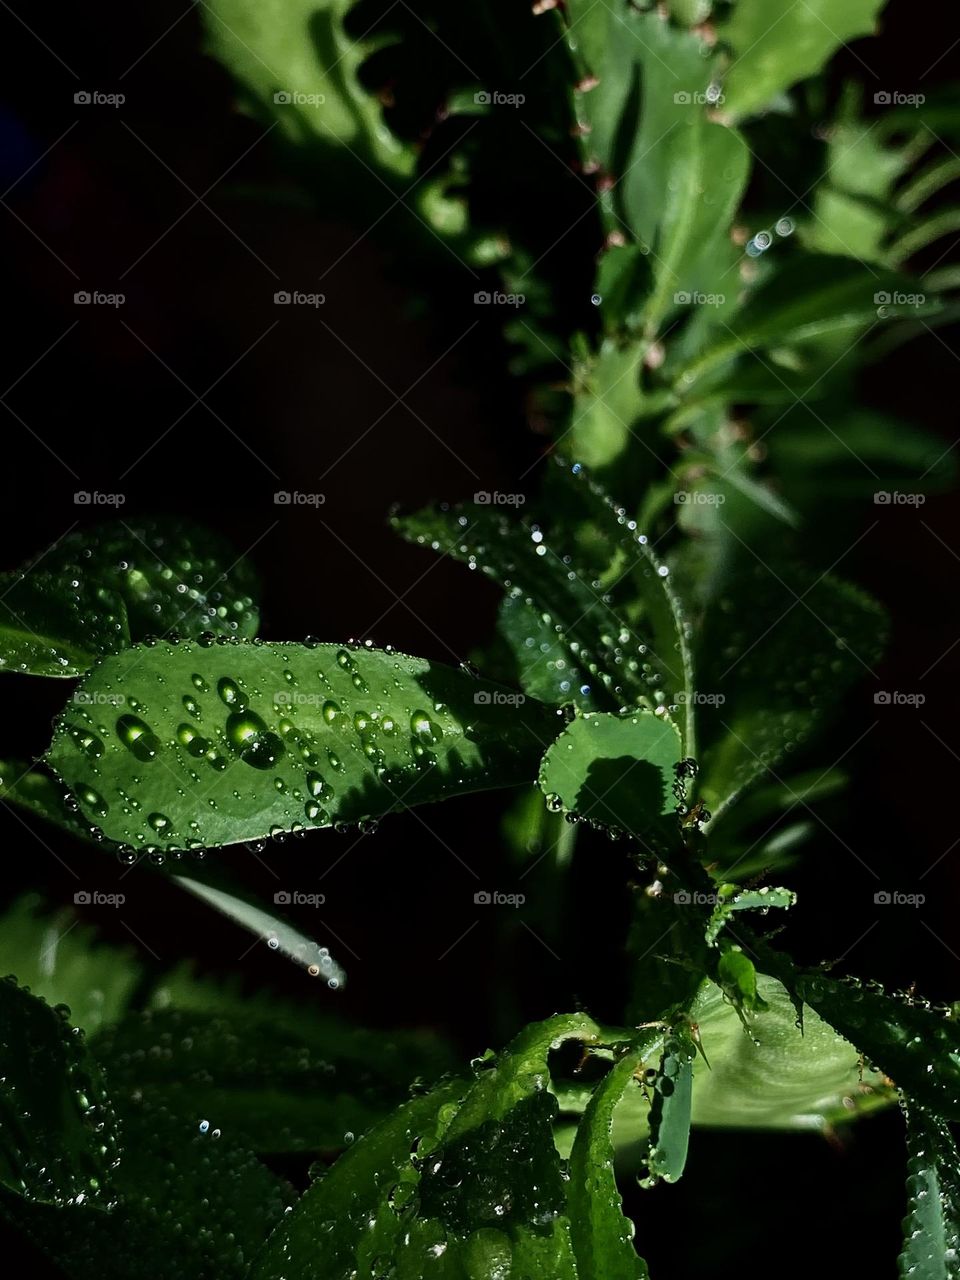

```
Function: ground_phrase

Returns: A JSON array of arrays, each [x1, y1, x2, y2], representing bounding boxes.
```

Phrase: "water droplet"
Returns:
[[116, 714, 161, 762]]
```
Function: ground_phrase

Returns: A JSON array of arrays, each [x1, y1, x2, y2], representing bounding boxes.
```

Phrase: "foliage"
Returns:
[[0, 0, 957, 1276]]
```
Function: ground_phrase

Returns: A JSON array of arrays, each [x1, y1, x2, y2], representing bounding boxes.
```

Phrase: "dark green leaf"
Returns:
[[899, 1102, 960, 1280], [0, 574, 128, 677], [33, 518, 260, 644], [0, 979, 120, 1206], [498, 594, 598, 711], [46, 640, 552, 849]]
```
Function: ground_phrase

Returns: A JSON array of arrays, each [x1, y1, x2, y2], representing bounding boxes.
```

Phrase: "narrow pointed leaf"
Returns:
[[899, 1102, 960, 1280]]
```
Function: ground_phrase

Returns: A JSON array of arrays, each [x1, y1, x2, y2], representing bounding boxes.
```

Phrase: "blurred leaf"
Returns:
[[93, 1005, 454, 1156], [203, 0, 413, 175], [47, 640, 551, 850], [695, 565, 886, 814], [538, 711, 682, 844], [0, 980, 119, 1206], [32, 518, 260, 644], [0, 897, 140, 1036], [899, 1102, 960, 1280], [0, 574, 128, 677], [678, 254, 940, 391], [0, 759, 101, 845], [719, 0, 887, 120]]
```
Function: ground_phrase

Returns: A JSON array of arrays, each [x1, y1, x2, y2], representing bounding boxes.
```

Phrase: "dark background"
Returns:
[[0, 2, 958, 1275]]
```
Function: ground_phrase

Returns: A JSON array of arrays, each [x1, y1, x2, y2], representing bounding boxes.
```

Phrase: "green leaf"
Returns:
[[46, 640, 552, 850], [688, 975, 892, 1129], [678, 255, 940, 391], [538, 711, 682, 844], [33, 518, 260, 644], [394, 462, 691, 740], [794, 973, 960, 1121], [252, 1013, 616, 1280], [203, 0, 413, 175], [498, 595, 598, 711], [0, 573, 128, 677], [92, 1005, 453, 1156], [568, 1042, 656, 1280], [0, 759, 101, 845], [719, 0, 887, 120], [696, 566, 887, 814], [0, 979, 120, 1206], [0, 897, 140, 1036], [705, 885, 796, 946], [644, 1027, 696, 1185], [717, 946, 767, 1014], [899, 1102, 960, 1280]]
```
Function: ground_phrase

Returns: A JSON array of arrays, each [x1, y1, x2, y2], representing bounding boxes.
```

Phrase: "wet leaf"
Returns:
[[32, 518, 260, 644], [899, 1101, 960, 1280], [0, 573, 128, 677], [538, 711, 682, 843], [46, 640, 553, 850]]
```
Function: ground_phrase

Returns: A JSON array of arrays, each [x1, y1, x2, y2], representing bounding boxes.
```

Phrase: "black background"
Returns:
[[0, 2, 958, 1275]]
